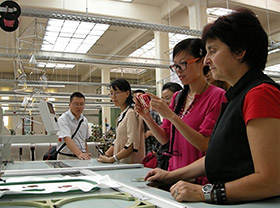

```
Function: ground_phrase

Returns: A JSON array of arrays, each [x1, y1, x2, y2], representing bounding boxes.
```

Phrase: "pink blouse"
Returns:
[[161, 85, 226, 172]]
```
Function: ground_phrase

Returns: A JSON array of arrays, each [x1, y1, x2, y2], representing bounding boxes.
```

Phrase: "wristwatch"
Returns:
[[113, 154, 119, 162], [202, 183, 213, 202]]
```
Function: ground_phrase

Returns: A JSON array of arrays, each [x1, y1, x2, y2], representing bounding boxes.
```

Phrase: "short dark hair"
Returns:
[[162, 82, 182, 93], [133, 89, 145, 94], [110, 79, 133, 106], [172, 38, 206, 60], [70, 92, 85, 102], [202, 8, 268, 71]]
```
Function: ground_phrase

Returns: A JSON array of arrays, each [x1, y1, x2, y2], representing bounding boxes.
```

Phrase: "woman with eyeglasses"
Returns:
[[144, 8, 280, 204], [134, 38, 226, 184], [97, 79, 145, 164]]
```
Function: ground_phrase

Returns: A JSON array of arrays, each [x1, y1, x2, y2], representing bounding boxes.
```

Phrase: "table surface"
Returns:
[[1, 160, 279, 208]]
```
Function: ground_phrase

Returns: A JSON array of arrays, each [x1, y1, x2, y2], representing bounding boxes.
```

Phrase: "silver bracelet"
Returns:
[[113, 154, 119, 162]]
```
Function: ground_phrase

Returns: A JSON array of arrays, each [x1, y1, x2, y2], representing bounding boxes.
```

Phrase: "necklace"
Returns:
[[187, 83, 209, 99], [187, 94, 194, 99], [182, 83, 209, 118]]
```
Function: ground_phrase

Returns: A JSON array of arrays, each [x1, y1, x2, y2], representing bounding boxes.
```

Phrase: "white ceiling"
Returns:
[[133, 0, 166, 7], [1, 0, 280, 80]]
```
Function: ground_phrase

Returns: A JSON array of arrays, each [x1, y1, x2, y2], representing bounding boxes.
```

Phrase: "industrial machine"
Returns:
[[0, 101, 59, 163]]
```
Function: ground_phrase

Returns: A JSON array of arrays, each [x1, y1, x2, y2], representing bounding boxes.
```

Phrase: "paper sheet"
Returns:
[[0, 174, 120, 197]]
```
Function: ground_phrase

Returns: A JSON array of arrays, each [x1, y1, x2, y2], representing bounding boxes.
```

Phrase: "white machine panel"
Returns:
[[38, 101, 59, 135]]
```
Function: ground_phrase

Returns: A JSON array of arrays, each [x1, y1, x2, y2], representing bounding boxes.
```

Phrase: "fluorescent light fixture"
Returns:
[[268, 48, 280, 55], [41, 19, 109, 54], [47, 98, 55, 101], [0, 92, 112, 100], [265, 64, 280, 72], [3, 114, 9, 126], [207, 7, 233, 16], [264, 64, 280, 77], [131, 87, 148, 91], [207, 7, 234, 23], [18, 84, 66, 88], [1, 97, 9, 107], [110, 68, 147, 75], [36, 62, 75, 70]]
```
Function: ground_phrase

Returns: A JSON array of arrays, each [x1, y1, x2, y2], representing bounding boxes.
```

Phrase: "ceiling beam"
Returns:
[[21, 8, 201, 36], [0, 52, 169, 69], [0, 80, 156, 89]]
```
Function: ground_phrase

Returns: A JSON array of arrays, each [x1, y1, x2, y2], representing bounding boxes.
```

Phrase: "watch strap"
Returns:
[[113, 154, 119, 162]]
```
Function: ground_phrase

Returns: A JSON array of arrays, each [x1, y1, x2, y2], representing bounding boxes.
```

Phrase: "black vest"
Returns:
[[205, 69, 280, 183]]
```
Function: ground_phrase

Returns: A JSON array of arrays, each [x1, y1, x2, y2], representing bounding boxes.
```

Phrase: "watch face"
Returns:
[[203, 184, 213, 192]]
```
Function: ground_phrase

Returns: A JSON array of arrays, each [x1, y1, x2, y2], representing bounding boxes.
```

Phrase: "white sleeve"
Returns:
[[57, 116, 71, 139]]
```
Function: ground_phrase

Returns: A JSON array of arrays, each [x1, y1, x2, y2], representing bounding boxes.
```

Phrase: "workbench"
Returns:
[[0, 160, 279, 208]]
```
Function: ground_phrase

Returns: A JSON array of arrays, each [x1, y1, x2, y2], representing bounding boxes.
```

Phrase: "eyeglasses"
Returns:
[[71, 103, 85, 107], [109, 91, 125, 96], [169, 57, 201, 72]]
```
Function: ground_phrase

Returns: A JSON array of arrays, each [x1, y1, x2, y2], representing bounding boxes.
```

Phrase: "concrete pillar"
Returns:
[[101, 66, 111, 133], [154, 31, 170, 97], [187, 0, 208, 30]]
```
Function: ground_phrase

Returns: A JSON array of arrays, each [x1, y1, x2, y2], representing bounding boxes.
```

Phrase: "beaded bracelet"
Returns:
[[212, 187, 218, 203], [213, 182, 227, 204]]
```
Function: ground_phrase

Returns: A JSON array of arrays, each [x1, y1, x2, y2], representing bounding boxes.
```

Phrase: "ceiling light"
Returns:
[[207, 7, 233, 16], [110, 68, 146, 75], [265, 64, 280, 72], [47, 98, 55, 101], [131, 87, 148, 91], [36, 62, 75, 70], [268, 48, 280, 55], [264, 64, 280, 78], [41, 19, 109, 54], [18, 83, 66, 88]]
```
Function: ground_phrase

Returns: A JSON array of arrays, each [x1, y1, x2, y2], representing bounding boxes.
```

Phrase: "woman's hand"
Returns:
[[170, 180, 204, 202], [144, 130, 153, 138], [144, 168, 171, 182], [146, 93, 174, 119], [133, 96, 150, 118], [96, 155, 114, 163]]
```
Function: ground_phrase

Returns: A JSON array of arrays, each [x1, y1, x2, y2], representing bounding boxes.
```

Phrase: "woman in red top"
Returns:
[[144, 8, 280, 204]]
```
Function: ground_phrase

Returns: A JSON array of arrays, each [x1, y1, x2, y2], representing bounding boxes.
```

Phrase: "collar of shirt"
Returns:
[[117, 105, 130, 123], [67, 109, 84, 122]]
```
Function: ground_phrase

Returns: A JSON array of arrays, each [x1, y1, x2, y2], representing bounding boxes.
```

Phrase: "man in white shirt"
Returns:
[[57, 92, 91, 160]]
